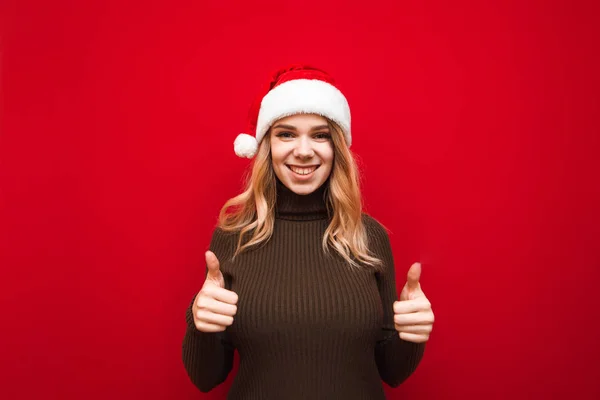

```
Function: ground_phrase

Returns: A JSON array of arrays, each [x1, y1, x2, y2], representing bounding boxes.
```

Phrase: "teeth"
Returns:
[[289, 166, 317, 175]]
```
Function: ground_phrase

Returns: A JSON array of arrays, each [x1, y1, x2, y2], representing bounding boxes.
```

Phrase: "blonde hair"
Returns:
[[217, 119, 383, 269]]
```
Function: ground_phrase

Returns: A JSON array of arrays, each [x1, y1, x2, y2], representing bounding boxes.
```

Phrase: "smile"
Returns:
[[286, 165, 320, 176]]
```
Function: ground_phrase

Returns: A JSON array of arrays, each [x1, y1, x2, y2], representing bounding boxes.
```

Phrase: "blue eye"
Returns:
[[275, 132, 331, 140]]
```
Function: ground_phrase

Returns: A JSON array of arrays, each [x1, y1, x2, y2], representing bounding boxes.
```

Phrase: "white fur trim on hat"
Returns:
[[255, 79, 351, 147], [234, 133, 258, 158]]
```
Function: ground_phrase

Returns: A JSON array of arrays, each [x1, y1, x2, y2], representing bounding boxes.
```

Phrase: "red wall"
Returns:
[[2, 1, 599, 399]]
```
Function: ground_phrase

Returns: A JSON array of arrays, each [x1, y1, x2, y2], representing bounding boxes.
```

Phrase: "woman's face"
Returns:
[[270, 113, 334, 195]]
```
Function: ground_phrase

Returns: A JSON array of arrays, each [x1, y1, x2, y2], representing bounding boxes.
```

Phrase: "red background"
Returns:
[[2, 1, 599, 399]]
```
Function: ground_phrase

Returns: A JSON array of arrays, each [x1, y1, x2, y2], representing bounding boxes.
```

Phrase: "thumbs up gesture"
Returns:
[[192, 251, 239, 333], [393, 262, 435, 343]]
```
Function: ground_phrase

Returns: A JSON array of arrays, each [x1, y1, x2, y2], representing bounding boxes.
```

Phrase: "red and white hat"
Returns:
[[233, 64, 352, 158]]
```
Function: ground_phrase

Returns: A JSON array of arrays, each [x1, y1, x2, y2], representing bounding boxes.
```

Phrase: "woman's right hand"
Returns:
[[192, 250, 239, 333]]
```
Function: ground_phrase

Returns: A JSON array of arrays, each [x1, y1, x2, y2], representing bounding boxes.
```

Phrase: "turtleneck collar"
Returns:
[[274, 176, 330, 221]]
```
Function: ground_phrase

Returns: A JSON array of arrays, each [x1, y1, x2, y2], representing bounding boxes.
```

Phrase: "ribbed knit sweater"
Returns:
[[182, 178, 426, 399]]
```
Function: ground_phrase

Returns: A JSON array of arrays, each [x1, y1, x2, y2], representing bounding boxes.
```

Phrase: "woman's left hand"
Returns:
[[393, 262, 435, 343]]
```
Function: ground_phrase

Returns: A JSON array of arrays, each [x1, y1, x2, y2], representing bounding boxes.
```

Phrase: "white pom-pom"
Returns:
[[234, 133, 258, 158]]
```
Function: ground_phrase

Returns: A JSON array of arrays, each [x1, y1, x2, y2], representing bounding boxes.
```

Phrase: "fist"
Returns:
[[193, 251, 239, 333], [393, 262, 435, 343]]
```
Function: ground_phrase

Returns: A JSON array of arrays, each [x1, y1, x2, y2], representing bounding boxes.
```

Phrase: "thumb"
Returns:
[[205, 251, 222, 280], [406, 262, 422, 291]]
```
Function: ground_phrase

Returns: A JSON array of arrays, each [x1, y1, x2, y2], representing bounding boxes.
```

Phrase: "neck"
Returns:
[[274, 177, 330, 221]]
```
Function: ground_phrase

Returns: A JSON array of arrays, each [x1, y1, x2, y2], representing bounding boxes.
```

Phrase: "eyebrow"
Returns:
[[271, 124, 330, 131]]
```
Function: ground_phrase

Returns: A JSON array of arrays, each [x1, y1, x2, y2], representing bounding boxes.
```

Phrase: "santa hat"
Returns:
[[233, 64, 352, 158]]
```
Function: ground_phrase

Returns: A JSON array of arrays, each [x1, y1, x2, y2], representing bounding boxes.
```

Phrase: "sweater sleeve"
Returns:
[[364, 215, 427, 388], [181, 227, 237, 392]]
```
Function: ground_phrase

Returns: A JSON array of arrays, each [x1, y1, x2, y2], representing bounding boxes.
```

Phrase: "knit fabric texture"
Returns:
[[182, 178, 426, 399]]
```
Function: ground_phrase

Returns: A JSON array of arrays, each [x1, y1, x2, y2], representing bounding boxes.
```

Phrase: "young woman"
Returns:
[[182, 64, 435, 399]]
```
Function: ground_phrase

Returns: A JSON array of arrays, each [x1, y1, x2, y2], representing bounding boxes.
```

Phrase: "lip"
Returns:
[[286, 164, 320, 180], [286, 164, 320, 168]]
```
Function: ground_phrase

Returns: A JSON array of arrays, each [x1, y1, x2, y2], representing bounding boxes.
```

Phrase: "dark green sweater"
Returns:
[[182, 179, 425, 399]]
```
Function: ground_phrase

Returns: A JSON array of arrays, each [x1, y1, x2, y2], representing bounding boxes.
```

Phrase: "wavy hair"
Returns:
[[217, 119, 383, 270]]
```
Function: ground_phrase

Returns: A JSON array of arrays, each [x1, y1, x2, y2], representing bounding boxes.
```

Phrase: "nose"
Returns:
[[293, 136, 315, 159]]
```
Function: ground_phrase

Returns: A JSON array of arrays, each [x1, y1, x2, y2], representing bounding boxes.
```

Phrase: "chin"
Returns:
[[284, 176, 329, 195], [287, 183, 319, 195]]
